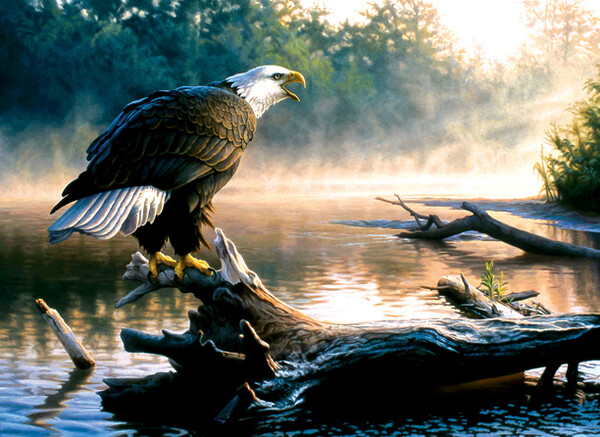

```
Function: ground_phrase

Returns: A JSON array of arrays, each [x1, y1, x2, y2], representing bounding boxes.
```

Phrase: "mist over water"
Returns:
[[2, 70, 587, 203], [0, 81, 580, 202], [2, 55, 589, 203]]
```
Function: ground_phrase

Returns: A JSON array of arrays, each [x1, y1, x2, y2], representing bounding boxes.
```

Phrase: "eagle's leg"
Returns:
[[148, 252, 177, 278], [174, 254, 213, 281]]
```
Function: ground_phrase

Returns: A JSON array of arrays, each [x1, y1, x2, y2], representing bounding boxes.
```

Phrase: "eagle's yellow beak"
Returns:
[[282, 71, 306, 102]]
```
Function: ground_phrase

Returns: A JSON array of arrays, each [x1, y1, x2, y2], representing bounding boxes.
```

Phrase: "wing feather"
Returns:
[[213, 147, 245, 172], [196, 137, 228, 160], [206, 142, 237, 166], [84, 188, 135, 234], [74, 190, 122, 229], [49, 186, 170, 243]]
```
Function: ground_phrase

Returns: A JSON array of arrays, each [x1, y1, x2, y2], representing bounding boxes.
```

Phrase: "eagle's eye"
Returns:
[[272, 73, 283, 80]]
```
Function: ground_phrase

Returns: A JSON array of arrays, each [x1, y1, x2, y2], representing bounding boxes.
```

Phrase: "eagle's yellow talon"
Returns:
[[174, 254, 213, 281], [148, 252, 177, 278]]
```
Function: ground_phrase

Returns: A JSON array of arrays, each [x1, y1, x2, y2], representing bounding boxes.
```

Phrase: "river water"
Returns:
[[1, 193, 600, 436]]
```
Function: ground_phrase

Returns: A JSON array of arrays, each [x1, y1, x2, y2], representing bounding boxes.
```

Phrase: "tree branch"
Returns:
[[378, 197, 600, 257]]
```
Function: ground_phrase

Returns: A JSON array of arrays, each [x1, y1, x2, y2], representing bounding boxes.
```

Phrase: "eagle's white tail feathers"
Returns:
[[48, 186, 170, 244], [121, 187, 167, 235]]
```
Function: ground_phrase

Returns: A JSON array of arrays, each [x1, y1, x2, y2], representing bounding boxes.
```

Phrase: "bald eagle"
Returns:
[[48, 65, 306, 279]]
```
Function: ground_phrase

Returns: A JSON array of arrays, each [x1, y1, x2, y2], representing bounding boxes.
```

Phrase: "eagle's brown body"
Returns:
[[51, 85, 256, 254]]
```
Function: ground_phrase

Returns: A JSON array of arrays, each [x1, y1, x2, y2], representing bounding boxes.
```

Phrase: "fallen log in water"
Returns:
[[433, 274, 524, 318], [429, 274, 549, 318], [376, 195, 600, 257], [429, 274, 578, 390], [100, 229, 600, 422]]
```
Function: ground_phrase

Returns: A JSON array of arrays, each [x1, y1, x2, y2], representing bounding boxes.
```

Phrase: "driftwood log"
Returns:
[[100, 228, 600, 423], [35, 299, 95, 369], [427, 274, 549, 319], [376, 195, 600, 257]]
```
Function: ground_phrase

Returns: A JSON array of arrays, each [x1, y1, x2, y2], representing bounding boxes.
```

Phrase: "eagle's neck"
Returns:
[[208, 79, 283, 119], [239, 95, 281, 119]]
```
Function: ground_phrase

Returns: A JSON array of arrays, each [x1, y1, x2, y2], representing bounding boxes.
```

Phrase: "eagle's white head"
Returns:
[[225, 65, 306, 118]]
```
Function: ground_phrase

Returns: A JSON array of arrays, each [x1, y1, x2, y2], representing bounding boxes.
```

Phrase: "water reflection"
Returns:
[[1, 195, 600, 435], [28, 368, 94, 430]]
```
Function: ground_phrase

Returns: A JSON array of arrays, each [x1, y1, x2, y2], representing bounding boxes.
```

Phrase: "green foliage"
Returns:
[[479, 261, 509, 301], [0, 0, 467, 129], [533, 144, 557, 202], [535, 68, 600, 211]]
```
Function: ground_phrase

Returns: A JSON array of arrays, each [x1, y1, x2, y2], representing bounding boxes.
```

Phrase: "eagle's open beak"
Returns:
[[282, 71, 306, 102]]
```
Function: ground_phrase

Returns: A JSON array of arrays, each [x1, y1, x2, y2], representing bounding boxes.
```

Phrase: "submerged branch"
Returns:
[[378, 197, 600, 258], [375, 195, 445, 230], [436, 274, 524, 318]]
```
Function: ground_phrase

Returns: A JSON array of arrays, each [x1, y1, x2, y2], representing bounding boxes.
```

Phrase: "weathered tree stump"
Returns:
[[100, 228, 600, 423]]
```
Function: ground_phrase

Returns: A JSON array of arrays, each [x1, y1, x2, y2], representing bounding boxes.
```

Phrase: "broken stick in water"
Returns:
[[35, 299, 96, 369]]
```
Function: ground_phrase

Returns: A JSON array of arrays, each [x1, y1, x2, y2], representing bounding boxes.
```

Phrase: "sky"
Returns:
[[307, 0, 600, 62], [432, 0, 529, 60]]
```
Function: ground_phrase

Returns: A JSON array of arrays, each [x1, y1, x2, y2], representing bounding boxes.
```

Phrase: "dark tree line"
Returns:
[[1, 0, 599, 175]]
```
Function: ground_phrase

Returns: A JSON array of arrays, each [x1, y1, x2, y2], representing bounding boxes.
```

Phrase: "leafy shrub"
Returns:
[[535, 69, 600, 211]]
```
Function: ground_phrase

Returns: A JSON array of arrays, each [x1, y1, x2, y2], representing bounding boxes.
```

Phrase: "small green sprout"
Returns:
[[479, 260, 509, 301]]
